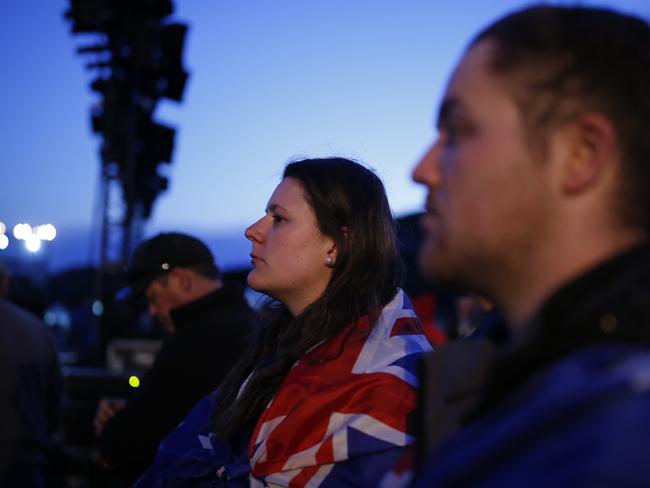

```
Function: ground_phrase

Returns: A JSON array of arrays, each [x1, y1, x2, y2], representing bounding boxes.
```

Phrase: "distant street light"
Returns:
[[25, 234, 42, 253], [36, 224, 57, 241], [13, 223, 32, 240], [8, 222, 58, 253]]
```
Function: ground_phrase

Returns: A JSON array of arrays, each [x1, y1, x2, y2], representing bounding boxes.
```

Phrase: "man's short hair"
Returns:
[[471, 5, 650, 230], [118, 232, 220, 300]]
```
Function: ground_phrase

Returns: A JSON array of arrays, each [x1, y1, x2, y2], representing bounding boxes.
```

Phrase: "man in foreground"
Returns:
[[412, 5, 650, 486]]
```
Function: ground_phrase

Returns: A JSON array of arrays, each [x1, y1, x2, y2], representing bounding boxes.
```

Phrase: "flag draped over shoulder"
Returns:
[[249, 289, 433, 487]]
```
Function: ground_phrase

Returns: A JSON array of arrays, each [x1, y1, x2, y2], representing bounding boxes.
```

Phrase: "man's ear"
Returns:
[[171, 267, 193, 292], [559, 112, 616, 194]]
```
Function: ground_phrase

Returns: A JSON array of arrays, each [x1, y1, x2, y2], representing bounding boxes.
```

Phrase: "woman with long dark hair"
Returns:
[[135, 157, 433, 487]]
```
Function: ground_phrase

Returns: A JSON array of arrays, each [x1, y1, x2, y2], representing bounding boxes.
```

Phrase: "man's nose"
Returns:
[[412, 140, 442, 188]]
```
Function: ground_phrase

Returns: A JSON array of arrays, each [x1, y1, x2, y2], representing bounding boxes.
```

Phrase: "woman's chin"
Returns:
[[246, 272, 265, 294]]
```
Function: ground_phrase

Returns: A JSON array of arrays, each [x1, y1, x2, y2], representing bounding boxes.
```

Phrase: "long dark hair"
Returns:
[[212, 157, 401, 443]]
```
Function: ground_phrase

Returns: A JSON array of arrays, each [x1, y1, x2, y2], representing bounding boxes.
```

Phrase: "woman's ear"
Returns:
[[325, 242, 338, 268]]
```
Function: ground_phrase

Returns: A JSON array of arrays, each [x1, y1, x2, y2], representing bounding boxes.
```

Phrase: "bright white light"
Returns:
[[36, 224, 57, 241], [13, 223, 32, 240], [0, 221, 5, 234], [0, 234, 8, 250], [25, 234, 41, 252]]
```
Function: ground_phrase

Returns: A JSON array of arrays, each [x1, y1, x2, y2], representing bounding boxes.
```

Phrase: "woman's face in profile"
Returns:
[[245, 177, 336, 316]]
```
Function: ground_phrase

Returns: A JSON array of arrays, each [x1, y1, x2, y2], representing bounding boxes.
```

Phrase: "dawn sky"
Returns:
[[2, 0, 648, 272]]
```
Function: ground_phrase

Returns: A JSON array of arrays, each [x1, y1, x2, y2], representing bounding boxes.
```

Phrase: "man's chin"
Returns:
[[418, 230, 439, 260], [417, 240, 456, 284], [417, 245, 480, 299]]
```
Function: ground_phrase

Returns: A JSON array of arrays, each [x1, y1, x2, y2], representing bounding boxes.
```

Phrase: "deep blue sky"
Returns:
[[2, 0, 649, 272]]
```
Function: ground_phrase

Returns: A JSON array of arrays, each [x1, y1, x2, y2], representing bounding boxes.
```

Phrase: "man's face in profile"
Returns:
[[144, 272, 185, 333], [412, 40, 552, 293]]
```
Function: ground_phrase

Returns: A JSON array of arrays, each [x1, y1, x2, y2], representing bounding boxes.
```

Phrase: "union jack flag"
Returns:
[[249, 289, 433, 487]]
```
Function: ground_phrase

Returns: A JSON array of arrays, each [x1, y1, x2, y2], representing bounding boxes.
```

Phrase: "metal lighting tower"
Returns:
[[66, 0, 188, 271]]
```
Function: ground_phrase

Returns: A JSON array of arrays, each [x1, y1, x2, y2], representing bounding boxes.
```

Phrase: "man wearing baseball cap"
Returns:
[[94, 233, 256, 482]]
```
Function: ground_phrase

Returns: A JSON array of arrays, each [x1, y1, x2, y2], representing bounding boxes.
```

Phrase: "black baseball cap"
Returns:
[[116, 232, 216, 301]]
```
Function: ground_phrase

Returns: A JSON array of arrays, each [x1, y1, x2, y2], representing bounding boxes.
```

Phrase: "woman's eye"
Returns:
[[272, 214, 284, 223]]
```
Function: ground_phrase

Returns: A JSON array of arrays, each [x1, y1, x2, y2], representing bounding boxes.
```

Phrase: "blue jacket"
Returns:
[[415, 243, 650, 487], [415, 345, 650, 487]]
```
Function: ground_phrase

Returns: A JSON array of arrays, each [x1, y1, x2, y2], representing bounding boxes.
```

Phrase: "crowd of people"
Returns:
[[2, 4, 649, 487]]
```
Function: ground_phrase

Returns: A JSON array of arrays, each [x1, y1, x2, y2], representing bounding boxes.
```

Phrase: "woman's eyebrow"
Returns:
[[267, 203, 289, 213]]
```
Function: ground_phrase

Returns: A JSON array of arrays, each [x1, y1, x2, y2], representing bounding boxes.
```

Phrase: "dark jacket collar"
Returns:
[[476, 241, 650, 415], [530, 241, 650, 347], [170, 285, 247, 331]]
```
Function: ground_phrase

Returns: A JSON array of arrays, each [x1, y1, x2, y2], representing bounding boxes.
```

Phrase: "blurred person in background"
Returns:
[[94, 232, 256, 483], [0, 260, 63, 487], [412, 5, 650, 486], [135, 157, 433, 486]]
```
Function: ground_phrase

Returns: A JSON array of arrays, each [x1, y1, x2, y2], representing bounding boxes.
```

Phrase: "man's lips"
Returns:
[[424, 197, 438, 215], [420, 204, 441, 233]]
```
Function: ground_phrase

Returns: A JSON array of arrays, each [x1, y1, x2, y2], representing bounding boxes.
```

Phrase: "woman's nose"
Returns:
[[245, 217, 265, 242]]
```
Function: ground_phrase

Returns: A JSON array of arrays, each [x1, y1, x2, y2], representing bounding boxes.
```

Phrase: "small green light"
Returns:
[[129, 376, 140, 388]]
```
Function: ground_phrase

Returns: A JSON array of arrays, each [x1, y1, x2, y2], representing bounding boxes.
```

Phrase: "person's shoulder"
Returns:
[[414, 345, 650, 487], [493, 344, 650, 431], [534, 343, 650, 393], [0, 298, 48, 333], [186, 286, 257, 337], [0, 299, 57, 363], [192, 286, 254, 318], [210, 285, 255, 313]]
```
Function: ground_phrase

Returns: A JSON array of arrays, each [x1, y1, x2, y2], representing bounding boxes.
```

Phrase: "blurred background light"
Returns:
[[92, 300, 104, 316], [0, 234, 8, 250], [36, 224, 57, 241], [0, 221, 6, 234], [128, 376, 140, 388], [43, 303, 72, 329], [13, 223, 32, 240], [25, 233, 41, 252]]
